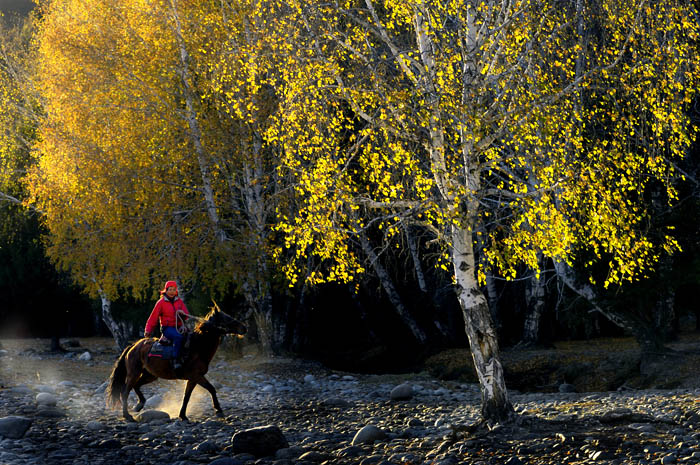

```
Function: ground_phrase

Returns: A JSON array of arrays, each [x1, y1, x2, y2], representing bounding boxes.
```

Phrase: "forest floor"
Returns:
[[0, 335, 699, 465], [424, 331, 700, 393]]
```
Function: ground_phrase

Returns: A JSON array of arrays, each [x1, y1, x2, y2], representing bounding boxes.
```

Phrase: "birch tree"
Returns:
[[28, 0, 292, 352], [273, 0, 700, 424]]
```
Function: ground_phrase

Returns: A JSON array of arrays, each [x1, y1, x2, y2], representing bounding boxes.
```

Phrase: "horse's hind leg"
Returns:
[[121, 364, 144, 422], [121, 375, 139, 422], [197, 376, 224, 418], [133, 373, 157, 412]]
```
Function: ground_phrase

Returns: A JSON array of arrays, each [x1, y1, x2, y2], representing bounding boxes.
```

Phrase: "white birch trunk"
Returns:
[[169, 0, 226, 243], [521, 256, 546, 346], [406, 226, 428, 293], [97, 290, 129, 350], [241, 124, 279, 354], [451, 225, 513, 423], [485, 272, 501, 330], [414, 2, 512, 423], [360, 234, 428, 343], [552, 260, 634, 331]]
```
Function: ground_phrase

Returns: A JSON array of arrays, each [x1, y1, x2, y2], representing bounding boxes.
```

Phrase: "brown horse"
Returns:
[[106, 305, 247, 422]]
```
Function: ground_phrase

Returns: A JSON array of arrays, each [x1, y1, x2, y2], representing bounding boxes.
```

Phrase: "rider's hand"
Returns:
[[144, 331, 151, 338]]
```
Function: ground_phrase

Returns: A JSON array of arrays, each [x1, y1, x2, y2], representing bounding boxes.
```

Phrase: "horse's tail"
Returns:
[[105, 343, 132, 409]]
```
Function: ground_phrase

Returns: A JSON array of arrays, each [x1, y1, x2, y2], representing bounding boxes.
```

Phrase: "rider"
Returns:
[[144, 280, 190, 370]]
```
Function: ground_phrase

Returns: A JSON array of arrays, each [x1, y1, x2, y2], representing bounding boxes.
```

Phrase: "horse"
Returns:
[[106, 304, 247, 422]]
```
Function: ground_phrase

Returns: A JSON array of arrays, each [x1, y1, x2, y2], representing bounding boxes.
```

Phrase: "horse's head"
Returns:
[[199, 303, 247, 336]]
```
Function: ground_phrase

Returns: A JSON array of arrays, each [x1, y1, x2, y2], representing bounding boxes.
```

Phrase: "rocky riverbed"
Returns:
[[1, 339, 700, 465]]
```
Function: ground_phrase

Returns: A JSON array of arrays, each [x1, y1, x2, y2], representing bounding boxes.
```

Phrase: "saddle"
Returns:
[[147, 333, 191, 361]]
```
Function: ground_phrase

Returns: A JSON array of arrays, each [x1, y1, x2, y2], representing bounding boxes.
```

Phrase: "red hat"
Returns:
[[160, 280, 178, 295]]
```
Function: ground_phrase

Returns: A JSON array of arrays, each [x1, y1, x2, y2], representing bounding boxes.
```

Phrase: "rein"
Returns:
[[175, 310, 234, 334]]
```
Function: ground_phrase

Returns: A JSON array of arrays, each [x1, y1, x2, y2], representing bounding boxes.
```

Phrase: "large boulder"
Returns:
[[390, 383, 414, 401], [36, 392, 57, 406], [0, 416, 33, 439], [231, 425, 289, 457], [136, 410, 170, 422], [351, 425, 387, 445]]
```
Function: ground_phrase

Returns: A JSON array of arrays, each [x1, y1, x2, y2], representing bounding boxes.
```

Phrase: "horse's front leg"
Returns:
[[179, 379, 197, 422], [197, 376, 224, 418]]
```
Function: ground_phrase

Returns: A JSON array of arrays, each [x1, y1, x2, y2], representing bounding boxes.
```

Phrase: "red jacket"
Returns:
[[145, 297, 189, 334]]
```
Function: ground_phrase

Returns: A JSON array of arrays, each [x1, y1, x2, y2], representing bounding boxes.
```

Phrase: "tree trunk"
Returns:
[[552, 260, 671, 354], [97, 291, 130, 350], [359, 234, 428, 343], [520, 257, 546, 346], [50, 335, 64, 353], [252, 298, 275, 355], [405, 226, 428, 293], [485, 271, 501, 331], [169, 0, 226, 242], [240, 122, 283, 355], [451, 225, 513, 424], [414, 1, 512, 423]]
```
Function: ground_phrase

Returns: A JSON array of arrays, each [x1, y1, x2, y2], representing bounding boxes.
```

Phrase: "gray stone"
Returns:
[[352, 425, 387, 445], [321, 397, 352, 408], [36, 407, 66, 418], [336, 445, 363, 458], [208, 458, 247, 465], [194, 440, 219, 453], [136, 410, 171, 422], [86, 420, 105, 431], [0, 416, 33, 439], [36, 392, 57, 406], [661, 455, 676, 465], [145, 394, 164, 409], [390, 383, 414, 401], [97, 438, 121, 449], [78, 351, 92, 361], [57, 381, 75, 388], [275, 446, 305, 460], [231, 425, 289, 457], [406, 418, 423, 427], [298, 451, 327, 462], [358, 455, 384, 465]]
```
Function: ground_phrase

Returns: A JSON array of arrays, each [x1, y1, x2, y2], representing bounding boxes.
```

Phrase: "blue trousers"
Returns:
[[162, 326, 183, 359]]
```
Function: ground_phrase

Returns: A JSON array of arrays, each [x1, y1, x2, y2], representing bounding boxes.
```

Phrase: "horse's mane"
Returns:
[[194, 307, 217, 334]]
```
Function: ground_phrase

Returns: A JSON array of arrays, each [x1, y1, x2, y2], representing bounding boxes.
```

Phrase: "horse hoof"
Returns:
[[125, 415, 136, 423], [179, 416, 189, 423], [134, 404, 144, 412], [216, 410, 224, 418]]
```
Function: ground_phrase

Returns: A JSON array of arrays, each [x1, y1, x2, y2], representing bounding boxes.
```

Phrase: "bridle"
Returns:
[[176, 309, 244, 335]]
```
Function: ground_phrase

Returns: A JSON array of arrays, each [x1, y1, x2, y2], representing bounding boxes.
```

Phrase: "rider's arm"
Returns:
[[144, 299, 162, 336]]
